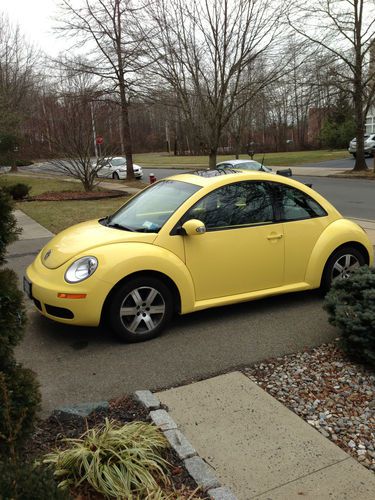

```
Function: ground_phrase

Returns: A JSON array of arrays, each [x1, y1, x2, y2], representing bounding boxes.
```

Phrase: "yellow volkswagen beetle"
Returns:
[[25, 170, 373, 342]]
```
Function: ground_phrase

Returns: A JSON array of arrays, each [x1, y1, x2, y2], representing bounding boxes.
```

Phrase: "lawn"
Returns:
[[19, 198, 128, 234], [0, 174, 130, 233], [133, 149, 349, 168], [0, 173, 86, 196]]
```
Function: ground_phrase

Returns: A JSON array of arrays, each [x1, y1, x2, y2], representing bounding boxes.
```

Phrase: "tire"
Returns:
[[113, 172, 120, 180], [352, 153, 356, 158], [108, 277, 173, 342], [320, 246, 366, 292]]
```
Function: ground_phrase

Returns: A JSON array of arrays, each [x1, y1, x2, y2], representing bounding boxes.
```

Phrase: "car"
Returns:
[[216, 159, 292, 177], [216, 159, 273, 173], [348, 134, 375, 157], [25, 169, 373, 343], [94, 157, 143, 179]]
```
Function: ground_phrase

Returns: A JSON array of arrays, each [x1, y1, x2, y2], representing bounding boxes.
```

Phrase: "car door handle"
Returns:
[[267, 233, 283, 240]]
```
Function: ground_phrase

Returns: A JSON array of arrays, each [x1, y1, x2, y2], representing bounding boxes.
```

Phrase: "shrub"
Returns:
[[5, 182, 31, 200], [324, 266, 375, 367], [0, 268, 26, 369], [16, 159, 34, 167], [44, 419, 170, 498], [0, 460, 68, 500], [0, 188, 20, 264], [0, 365, 41, 458]]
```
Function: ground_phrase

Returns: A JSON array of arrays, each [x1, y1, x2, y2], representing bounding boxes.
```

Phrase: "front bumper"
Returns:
[[25, 254, 112, 327]]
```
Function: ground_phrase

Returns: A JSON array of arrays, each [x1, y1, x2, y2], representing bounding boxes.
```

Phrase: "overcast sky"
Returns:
[[2, 0, 65, 55]]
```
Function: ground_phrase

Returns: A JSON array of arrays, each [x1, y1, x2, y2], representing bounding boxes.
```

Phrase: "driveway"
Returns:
[[17, 287, 336, 415]]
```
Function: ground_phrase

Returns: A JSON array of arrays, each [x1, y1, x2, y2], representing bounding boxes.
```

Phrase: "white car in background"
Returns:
[[216, 159, 292, 177], [348, 134, 375, 158], [95, 157, 143, 179]]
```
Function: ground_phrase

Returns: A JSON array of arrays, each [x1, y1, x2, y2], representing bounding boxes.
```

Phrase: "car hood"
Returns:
[[41, 219, 156, 269]]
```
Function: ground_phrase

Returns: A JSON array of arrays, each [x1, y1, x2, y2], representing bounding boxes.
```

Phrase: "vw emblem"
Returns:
[[44, 249, 52, 261]]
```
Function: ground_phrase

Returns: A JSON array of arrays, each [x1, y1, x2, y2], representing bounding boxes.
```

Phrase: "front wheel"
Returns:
[[113, 172, 120, 180], [108, 277, 173, 342], [321, 246, 366, 292]]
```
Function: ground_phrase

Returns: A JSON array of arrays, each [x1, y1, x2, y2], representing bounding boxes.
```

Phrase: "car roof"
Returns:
[[167, 169, 292, 188], [217, 159, 260, 165]]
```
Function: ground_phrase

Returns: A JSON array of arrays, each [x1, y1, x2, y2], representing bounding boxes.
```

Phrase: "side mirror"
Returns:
[[181, 219, 206, 236], [276, 168, 293, 177]]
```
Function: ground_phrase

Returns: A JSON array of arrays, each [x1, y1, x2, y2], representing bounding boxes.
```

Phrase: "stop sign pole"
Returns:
[[96, 135, 104, 157]]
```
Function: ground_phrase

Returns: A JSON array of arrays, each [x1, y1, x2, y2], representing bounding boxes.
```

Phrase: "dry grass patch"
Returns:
[[18, 198, 128, 234]]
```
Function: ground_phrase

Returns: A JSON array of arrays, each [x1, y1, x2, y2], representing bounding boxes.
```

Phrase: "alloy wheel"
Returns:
[[331, 253, 360, 281], [119, 286, 166, 334]]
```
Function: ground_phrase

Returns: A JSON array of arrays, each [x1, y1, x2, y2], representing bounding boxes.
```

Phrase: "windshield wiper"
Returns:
[[106, 222, 135, 232]]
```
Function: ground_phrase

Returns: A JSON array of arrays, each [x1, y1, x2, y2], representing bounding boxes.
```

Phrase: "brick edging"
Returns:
[[134, 390, 237, 500]]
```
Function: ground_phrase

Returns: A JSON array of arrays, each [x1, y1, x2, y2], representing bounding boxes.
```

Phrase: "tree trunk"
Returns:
[[209, 148, 217, 169], [10, 152, 17, 172], [352, 99, 367, 171], [119, 84, 134, 180]]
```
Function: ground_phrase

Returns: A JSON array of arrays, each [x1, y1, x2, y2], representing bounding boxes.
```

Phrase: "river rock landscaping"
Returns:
[[244, 340, 375, 473]]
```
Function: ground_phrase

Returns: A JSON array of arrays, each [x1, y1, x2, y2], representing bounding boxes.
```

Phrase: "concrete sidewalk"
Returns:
[[158, 372, 375, 499]]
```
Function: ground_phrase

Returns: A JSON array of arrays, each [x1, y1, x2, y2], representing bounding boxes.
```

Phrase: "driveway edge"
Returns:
[[135, 390, 237, 499]]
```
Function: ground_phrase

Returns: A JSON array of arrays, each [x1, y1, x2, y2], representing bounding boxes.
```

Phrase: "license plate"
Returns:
[[23, 277, 32, 299]]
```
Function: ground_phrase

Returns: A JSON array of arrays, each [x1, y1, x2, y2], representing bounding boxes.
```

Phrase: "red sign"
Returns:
[[96, 136, 104, 145]]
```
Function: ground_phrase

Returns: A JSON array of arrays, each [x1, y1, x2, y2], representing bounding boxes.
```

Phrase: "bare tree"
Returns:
[[289, 0, 375, 171], [0, 14, 39, 170], [145, 0, 288, 168], [57, 0, 149, 179]]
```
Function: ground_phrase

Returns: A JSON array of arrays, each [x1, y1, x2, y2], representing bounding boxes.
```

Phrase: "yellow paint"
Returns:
[[26, 171, 374, 329]]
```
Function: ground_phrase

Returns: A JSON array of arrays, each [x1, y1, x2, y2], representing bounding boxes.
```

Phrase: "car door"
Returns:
[[274, 183, 330, 284], [181, 181, 285, 301], [99, 159, 112, 178]]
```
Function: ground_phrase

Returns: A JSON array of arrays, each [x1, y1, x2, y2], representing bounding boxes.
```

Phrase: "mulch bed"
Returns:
[[244, 341, 375, 473], [27, 190, 128, 201], [25, 395, 205, 499]]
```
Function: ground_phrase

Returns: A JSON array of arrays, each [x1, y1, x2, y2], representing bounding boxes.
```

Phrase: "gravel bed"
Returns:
[[244, 341, 375, 473]]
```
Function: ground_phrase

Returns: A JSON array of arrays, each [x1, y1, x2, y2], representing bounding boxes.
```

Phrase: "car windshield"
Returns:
[[111, 158, 126, 166], [236, 161, 263, 170], [105, 180, 200, 232]]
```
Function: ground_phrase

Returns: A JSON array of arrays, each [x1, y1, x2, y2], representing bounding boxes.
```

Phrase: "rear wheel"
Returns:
[[108, 277, 173, 342], [321, 246, 366, 292], [113, 172, 120, 180]]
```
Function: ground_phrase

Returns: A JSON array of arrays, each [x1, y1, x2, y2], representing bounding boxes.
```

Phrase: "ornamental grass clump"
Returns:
[[44, 419, 170, 498], [324, 266, 375, 367]]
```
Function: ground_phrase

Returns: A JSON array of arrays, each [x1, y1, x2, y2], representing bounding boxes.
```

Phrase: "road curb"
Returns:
[[135, 390, 237, 498]]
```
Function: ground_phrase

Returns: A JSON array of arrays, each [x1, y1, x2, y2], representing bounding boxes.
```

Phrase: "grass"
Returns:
[[19, 198, 128, 234], [133, 149, 349, 168], [44, 419, 170, 498], [0, 173, 130, 233], [0, 174, 87, 196]]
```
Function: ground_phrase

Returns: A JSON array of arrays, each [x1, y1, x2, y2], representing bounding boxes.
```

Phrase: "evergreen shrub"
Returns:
[[0, 188, 20, 263], [5, 182, 31, 200], [324, 266, 375, 367], [0, 460, 68, 500]]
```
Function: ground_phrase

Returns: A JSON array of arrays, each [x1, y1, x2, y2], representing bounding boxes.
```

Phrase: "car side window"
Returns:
[[277, 185, 327, 221], [183, 181, 274, 230]]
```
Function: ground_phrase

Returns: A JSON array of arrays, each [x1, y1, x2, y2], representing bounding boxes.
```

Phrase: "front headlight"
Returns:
[[65, 256, 98, 283]]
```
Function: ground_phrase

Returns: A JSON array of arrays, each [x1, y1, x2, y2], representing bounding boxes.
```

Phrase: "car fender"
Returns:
[[92, 242, 195, 313], [305, 219, 373, 287]]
